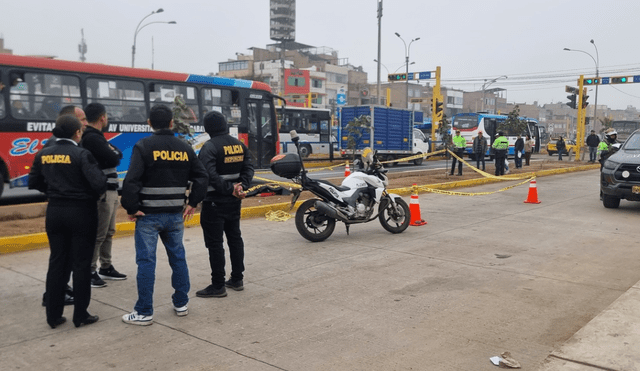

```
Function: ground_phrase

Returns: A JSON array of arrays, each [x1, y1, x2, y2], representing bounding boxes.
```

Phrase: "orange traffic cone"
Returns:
[[344, 161, 351, 177], [409, 184, 427, 226], [524, 179, 541, 204]]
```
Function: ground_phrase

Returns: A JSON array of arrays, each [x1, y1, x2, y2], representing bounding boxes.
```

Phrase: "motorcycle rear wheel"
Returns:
[[379, 197, 410, 234], [295, 199, 336, 242]]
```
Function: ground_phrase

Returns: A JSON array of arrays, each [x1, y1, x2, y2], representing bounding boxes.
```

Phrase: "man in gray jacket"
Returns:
[[473, 131, 488, 171]]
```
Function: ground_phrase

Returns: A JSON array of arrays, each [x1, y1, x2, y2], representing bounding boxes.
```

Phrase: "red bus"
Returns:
[[0, 54, 281, 198]]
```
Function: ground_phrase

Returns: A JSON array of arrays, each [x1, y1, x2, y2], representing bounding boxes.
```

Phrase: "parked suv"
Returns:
[[600, 129, 640, 208]]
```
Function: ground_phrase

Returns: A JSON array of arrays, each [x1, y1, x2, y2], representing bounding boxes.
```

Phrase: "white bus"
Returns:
[[278, 107, 335, 157]]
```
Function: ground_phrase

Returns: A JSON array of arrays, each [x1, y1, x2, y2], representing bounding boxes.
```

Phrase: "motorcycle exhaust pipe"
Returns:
[[315, 201, 348, 221]]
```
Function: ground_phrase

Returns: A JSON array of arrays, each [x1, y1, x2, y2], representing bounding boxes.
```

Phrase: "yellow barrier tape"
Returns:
[[446, 149, 534, 181], [378, 149, 447, 164], [251, 176, 301, 190], [399, 176, 536, 196], [255, 162, 347, 175], [265, 210, 293, 222]]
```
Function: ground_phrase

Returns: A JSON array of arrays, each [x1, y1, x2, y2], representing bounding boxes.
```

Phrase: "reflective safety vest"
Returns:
[[492, 136, 509, 150], [452, 135, 466, 149], [597, 141, 609, 156]]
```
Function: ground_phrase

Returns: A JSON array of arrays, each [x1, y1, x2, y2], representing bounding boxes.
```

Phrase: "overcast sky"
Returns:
[[2, 0, 639, 110]]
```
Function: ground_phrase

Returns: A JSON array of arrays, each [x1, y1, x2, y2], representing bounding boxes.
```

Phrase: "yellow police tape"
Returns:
[[265, 210, 294, 222]]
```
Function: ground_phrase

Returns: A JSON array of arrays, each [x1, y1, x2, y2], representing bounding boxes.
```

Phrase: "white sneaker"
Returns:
[[173, 305, 188, 317], [122, 311, 153, 326]]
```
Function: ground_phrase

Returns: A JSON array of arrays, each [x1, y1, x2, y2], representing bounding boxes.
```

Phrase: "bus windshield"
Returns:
[[452, 115, 479, 130], [278, 107, 333, 158]]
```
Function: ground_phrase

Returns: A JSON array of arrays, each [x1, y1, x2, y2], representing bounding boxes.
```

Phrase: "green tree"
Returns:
[[501, 105, 528, 135], [345, 114, 372, 159], [599, 116, 613, 132]]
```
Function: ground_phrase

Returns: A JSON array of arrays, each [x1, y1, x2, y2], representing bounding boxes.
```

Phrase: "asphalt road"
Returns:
[[2, 169, 640, 370]]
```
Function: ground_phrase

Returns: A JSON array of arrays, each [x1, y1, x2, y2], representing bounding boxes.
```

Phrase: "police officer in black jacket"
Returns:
[[196, 111, 254, 298], [28, 115, 107, 329], [81, 103, 126, 288], [120, 104, 208, 325]]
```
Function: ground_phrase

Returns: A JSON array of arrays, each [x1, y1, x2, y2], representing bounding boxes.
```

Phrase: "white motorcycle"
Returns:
[[270, 130, 410, 242]]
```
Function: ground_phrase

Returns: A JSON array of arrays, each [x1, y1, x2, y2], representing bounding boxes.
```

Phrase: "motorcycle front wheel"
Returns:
[[295, 199, 337, 242], [379, 197, 410, 234]]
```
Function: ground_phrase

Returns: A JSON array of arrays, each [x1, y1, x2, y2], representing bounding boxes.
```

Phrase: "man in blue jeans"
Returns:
[[120, 105, 208, 325]]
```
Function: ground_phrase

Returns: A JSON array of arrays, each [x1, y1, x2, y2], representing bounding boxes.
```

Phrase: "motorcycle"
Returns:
[[270, 130, 411, 242]]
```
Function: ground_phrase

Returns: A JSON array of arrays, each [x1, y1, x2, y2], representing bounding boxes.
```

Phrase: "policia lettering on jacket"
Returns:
[[195, 110, 254, 298], [28, 115, 107, 329]]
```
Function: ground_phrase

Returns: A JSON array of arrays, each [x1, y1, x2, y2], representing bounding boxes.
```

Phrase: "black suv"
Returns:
[[600, 129, 640, 208]]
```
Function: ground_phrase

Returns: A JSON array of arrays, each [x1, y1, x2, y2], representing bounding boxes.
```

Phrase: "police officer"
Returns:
[[598, 128, 619, 170], [120, 105, 208, 325], [196, 111, 254, 298], [28, 115, 107, 329], [492, 131, 509, 176], [81, 103, 126, 288], [450, 129, 466, 176]]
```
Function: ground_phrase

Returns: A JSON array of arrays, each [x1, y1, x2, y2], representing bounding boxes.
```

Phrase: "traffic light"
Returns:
[[435, 100, 444, 116], [581, 94, 589, 109], [611, 76, 630, 84], [388, 73, 407, 82], [566, 94, 577, 109], [583, 78, 599, 85]]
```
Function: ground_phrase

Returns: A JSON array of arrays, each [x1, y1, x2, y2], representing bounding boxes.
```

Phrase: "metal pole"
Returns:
[[132, 9, 163, 68], [376, 0, 382, 106], [591, 39, 600, 133]]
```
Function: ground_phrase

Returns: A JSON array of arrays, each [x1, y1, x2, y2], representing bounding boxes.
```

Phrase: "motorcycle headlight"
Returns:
[[603, 160, 619, 170]]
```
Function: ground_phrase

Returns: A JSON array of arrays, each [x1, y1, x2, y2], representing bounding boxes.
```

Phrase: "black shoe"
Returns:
[[49, 316, 66, 329], [91, 272, 107, 288], [225, 279, 244, 291], [456, 173, 462, 176], [98, 265, 127, 280], [42, 292, 74, 306], [196, 285, 227, 298], [74, 314, 99, 328]]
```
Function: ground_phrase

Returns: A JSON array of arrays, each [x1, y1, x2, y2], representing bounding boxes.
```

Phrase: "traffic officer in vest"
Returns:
[[120, 104, 208, 325], [492, 131, 509, 176], [598, 128, 620, 170], [196, 111, 254, 298], [450, 129, 466, 176], [28, 115, 107, 329]]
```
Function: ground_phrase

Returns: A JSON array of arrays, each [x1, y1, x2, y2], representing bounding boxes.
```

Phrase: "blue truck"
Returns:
[[339, 106, 429, 165]]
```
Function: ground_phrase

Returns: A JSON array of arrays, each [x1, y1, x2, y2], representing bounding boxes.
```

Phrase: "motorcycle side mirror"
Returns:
[[290, 130, 299, 144]]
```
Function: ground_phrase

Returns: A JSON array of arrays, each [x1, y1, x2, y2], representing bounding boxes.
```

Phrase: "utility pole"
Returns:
[[376, 0, 382, 105]]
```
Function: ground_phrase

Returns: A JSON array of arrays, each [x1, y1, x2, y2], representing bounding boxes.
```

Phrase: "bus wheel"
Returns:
[[0, 171, 3, 199], [299, 145, 311, 158]]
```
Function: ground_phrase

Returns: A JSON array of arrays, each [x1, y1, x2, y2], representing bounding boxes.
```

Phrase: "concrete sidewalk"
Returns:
[[1, 170, 640, 370]]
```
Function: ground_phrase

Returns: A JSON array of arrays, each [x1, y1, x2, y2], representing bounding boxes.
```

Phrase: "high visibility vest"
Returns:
[[597, 141, 609, 156], [452, 135, 466, 149]]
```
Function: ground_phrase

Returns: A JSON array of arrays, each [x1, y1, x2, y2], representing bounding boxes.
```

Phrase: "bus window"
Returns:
[[202, 87, 239, 125], [9, 72, 81, 120], [86, 78, 145, 122], [149, 83, 199, 122], [0, 74, 5, 118]]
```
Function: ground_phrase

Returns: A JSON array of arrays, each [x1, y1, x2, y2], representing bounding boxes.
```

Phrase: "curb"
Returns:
[[0, 163, 599, 255]]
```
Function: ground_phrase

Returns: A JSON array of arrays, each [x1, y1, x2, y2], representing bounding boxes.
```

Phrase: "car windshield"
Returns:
[[622, 132, 640, 150]]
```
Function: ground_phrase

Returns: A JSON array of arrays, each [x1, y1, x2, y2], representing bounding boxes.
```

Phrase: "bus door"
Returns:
[[246, 98, 276, 168], [484, 118, 497, 151], [527, 121, 541, 152]]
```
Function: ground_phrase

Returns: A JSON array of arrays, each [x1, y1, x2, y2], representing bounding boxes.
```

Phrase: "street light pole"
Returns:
[[132, 8, 165, 68], [591, 39, 600, 132], [481, 75, 507, 112], [395, 32, 419, 109], [563, 43, 599, 132]]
